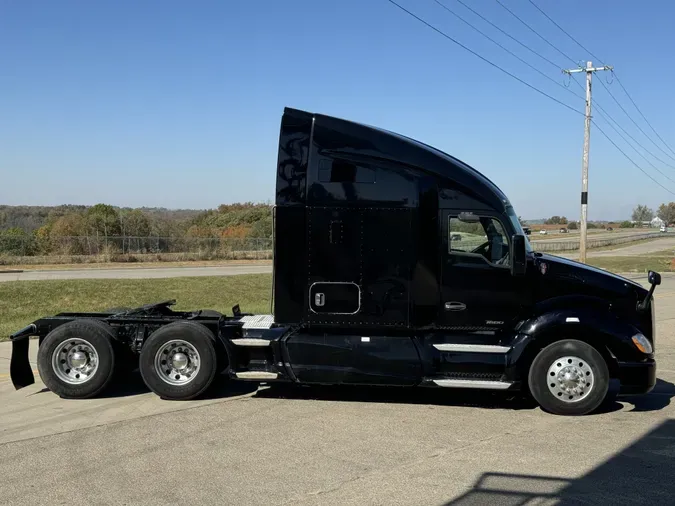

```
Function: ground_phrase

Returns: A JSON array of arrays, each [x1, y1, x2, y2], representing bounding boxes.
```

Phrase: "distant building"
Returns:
[[651, 216, 665, 227]]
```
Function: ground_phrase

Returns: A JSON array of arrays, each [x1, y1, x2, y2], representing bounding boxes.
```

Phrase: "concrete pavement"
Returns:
[[0, 274, 674, 505], [0, 263, 273, 282]]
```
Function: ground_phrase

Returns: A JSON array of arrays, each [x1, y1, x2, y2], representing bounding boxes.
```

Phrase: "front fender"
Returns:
[[505, 309, 647, 384], [518, 309, 644, 361]]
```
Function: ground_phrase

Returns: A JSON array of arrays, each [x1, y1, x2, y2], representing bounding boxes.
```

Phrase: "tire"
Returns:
[[37, 320, 116, 399], [528, 339, 609, 416], [139, 321, 217, 400]]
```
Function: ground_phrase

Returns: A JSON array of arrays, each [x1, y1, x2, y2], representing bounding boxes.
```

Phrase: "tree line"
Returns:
[[0, 203, 273, 256], [630, 203, 675, 226], [532, 202, 675, 231]]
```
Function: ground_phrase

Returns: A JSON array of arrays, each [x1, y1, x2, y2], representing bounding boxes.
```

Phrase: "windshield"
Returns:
[[506, 205, 533, 252]]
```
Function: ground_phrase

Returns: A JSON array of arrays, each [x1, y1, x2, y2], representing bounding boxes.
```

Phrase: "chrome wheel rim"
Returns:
[[52, 338, 99, 384], [154, 340, 200, 386], [546, 356, 594, 403]]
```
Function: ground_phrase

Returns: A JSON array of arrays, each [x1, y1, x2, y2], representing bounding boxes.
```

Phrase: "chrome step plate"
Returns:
[[231, 338, 271, 347], [433, 379, 512, 390], [235, 371, 278, 380], [433, 343, 510, 353]]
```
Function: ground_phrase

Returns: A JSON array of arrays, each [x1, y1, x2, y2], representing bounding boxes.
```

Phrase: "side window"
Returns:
[[448, 215, 510, 267]]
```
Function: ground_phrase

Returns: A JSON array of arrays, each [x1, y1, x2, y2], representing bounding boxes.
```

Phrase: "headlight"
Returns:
[[632, 333, 653, 355]]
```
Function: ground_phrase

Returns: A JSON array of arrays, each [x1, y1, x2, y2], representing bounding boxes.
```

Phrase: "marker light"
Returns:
[[632, 333, 653, 355]]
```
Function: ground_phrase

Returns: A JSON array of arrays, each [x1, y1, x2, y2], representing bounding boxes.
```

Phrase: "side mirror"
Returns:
[[511, 234, 527, 276], [648, 270, 661, 286], [638, 270, 661, 312]]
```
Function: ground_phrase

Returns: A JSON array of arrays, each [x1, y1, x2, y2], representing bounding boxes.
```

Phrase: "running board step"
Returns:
[[433, 379, 513, 390], [231, 338, 271, 347], [433, 344, 510, 353], [235, 371, 279, 380]]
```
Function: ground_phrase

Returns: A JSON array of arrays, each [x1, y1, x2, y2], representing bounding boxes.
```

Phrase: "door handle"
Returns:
[[444, 301, 466, 311]]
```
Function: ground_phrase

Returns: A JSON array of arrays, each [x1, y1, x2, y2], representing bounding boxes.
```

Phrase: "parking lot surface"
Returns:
[[1, 274, 674, 505]]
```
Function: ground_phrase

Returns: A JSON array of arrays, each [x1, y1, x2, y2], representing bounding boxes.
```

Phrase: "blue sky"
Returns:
[[1, 0, 674, 220]]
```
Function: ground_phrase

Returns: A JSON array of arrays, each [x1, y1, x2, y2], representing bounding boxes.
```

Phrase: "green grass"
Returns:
[[589, 237, 665, 252], [587, 256, 674, 273], [639, 248, 675, 256], [0, 274, 272, 341]]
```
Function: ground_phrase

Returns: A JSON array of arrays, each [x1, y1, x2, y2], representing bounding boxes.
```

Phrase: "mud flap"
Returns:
[[10, 337, 35, 389]]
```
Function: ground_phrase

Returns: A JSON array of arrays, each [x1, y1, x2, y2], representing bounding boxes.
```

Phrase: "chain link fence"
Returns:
[[0, 236, 273, 264]]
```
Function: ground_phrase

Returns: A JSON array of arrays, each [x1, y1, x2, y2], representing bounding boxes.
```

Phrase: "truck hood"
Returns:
[[536, 253, 647, 297]]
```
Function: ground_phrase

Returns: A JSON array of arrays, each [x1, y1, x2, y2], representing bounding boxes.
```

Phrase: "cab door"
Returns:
[[438, 210, 529, 330]]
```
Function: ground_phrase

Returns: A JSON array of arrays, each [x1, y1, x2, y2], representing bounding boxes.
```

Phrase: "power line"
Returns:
[[450, 0, 561, 71], [526, 0, 675, 160], [384, 0, 583, 116], [526, 0, 604, 65], [568, 77, 675, 171], [431, 0, 585, 103], [596, 77, 675, 163], [493, 0, 577, 66], [593, 121, 675, 196], [613, 74, 675, 158], [593, 107, 675, 185]]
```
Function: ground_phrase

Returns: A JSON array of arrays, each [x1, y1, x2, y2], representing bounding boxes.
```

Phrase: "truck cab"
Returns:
[[270, 107, 657, 414]]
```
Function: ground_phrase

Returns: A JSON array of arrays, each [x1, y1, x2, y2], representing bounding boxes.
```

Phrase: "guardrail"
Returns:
[[531, 232, 664, 252]]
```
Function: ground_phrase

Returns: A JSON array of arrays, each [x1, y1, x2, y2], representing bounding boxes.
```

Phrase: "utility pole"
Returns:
[[563, 61, 612, 263]]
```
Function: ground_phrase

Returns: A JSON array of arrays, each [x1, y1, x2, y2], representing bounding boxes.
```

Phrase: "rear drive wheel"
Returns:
[[139, 321, 217, 400], [37, 319, 116, 399], [528, 339, 609, 416]]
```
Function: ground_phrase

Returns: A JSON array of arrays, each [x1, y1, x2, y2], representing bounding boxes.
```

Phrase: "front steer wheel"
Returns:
[[139, 321, 218, 400], [37, 319, 116, 399], [528, 339, 610, 416]]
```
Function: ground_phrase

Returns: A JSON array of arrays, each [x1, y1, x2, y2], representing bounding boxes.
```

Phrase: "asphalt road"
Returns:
[[0, 263, 273, 282], [1, 274, 674, 505]]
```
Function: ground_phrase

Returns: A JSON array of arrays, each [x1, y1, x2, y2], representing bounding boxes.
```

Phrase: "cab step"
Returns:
[[432, 378, 513, 390], [432, 343, 510, 353], [231, 338, 270, 347], [235, 371, 279, 380]]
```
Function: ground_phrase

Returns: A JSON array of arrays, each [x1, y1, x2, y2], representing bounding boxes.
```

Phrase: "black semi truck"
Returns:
[[10, 107, 659, 416]]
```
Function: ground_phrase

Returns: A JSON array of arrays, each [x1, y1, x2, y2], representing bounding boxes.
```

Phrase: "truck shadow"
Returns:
[[619, 377, 675, 412], [95, 374, 675, 411], [254, 384, 539, 411], [97, 372, 258, 400], [254, 378, 675, 414], [441, 418, 675, 505]]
